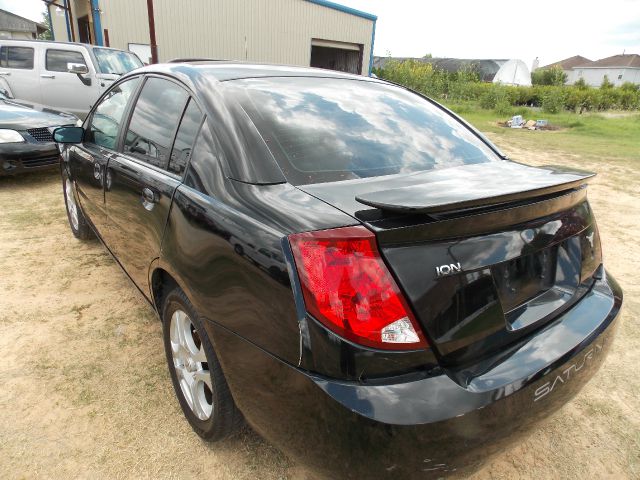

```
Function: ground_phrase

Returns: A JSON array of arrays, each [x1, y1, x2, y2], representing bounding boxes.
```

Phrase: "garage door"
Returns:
[[310, 39, 363, 74]]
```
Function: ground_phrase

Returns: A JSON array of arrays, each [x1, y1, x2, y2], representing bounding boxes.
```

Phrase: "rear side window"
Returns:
[[46, 49, 86, 72], [227, 77, 499, 185], [86, 77, 140, 150], [184, 121, 224, 196], [169, 99, 203, 176], [124, 77, 188, 169], [0, 46, 34, 69]]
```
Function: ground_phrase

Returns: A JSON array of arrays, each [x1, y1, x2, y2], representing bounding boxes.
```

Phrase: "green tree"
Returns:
[[531, 66, 567, 86], [37, 11, 52, 40], [600, 75, 614, 89], [573, 77, 588, 90]]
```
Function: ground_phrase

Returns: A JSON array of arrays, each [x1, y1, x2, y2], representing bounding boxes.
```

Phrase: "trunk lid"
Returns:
[[299, 161, 601, 366]]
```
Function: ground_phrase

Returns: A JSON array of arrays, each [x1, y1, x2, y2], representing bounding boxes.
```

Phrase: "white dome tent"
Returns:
[[493, 59, 532, 86]]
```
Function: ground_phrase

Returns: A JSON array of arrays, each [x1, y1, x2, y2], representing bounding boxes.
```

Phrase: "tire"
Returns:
[[162, 287, 243, 441], [62, 174, 93, 240]]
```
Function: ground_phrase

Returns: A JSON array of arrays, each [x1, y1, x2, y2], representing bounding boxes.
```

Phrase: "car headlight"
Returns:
[[0, 129, 25, 143]]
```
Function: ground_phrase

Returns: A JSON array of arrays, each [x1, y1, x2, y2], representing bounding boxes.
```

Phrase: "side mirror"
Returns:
[[53, 126, 84, 144], [67, 62, 89, 75]]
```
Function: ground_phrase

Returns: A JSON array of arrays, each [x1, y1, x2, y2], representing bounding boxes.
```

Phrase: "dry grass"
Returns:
[[0, 135, 638, 480]]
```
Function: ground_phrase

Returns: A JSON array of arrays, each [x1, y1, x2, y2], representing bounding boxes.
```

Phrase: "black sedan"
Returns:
[[53, 62, 622, 479], [0, 95, 77, 176]]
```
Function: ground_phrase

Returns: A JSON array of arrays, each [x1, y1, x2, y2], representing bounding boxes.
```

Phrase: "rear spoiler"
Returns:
[[355, 163, 595, 214]]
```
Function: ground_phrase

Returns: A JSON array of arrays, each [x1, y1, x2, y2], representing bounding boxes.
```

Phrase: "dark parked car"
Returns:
[[53, 63, 622, 479], [0, 94, 76, 176]]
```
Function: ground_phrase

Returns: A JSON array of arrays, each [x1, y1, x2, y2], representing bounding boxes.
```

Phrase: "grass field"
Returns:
[[447, 103, 640, 165], [0, 112, 638, 479]]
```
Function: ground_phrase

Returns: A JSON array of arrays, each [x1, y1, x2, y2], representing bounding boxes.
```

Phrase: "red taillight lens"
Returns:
[[289, 226, 428, 351]]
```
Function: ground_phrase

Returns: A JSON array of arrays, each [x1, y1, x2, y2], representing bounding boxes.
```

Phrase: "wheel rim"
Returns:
[[170, 310, 213, 420], [65, 178, 79, 231]]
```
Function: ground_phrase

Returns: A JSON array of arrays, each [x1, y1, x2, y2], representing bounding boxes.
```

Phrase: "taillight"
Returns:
[[289, 226, 428, 351]]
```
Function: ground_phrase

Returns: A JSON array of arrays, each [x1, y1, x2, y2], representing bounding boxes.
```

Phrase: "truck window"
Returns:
[[46, 49, 87, 72], [0, 46, 34, 69]]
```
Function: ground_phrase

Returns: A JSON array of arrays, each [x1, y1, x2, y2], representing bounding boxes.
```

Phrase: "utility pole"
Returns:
[[146, 0, 158, 63]]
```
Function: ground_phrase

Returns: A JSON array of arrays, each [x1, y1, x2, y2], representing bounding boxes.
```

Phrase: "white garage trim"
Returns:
[[311, 38, 361, 51]]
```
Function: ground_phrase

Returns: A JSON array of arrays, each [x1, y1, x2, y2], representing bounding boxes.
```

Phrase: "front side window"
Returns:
[[227, 77, 500, 185], [46, 49, 87, 72], [86, 77, 140, 150], [0, 46, 34, 69], [93, 48, 142, 75], [169, 99, 203, 176], [124, 77, 189, 169]]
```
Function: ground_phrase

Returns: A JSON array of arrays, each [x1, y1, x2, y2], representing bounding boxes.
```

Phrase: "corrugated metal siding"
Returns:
[[97, 0, 373, 74], [99, 0, 150, 51]]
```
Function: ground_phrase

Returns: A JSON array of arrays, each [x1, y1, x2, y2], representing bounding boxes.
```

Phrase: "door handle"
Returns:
[[40, 74, 55, 79], [142, 187, 157, 203], [0, 72, 10, 76], [93, 162, 101, 180], [141, 187, 157, 210]]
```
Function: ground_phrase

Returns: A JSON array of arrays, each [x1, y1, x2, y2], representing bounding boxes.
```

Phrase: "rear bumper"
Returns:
[[207, 271, 622, 479], [0, 143, 60, 176]]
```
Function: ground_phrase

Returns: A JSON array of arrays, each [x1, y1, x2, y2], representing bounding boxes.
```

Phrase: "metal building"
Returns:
[[44, 0, 377, 75]]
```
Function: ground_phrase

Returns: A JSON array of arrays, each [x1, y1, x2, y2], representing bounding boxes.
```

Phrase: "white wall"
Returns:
[[0, 31, 33, 40], [49, 4, 70, 42], [570, 67, 640, 86]]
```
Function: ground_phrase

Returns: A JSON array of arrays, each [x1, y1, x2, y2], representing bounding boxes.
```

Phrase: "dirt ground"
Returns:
[[1, 137, 638, 479]]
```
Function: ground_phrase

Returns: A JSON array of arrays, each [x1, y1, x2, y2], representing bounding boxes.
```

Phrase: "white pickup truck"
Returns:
[[0, 39, 143, 119]]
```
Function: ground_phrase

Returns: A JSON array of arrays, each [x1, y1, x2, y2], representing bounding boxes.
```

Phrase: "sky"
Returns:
[[3, 0, 640, 67]]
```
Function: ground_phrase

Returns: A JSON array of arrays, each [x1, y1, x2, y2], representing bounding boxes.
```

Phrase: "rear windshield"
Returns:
[[226, 77, 499, 185]]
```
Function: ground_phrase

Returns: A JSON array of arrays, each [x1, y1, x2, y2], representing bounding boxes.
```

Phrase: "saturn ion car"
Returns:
[[53, 62, 622, 479]]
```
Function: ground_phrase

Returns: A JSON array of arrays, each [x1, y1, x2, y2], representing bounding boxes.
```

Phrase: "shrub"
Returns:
[[576, 89, 595, 113], [494, 100, 514, 116], [620, 82, 639, 92], [480, 84, 506, 109], [376, 59, 640, 113], [541, 89, 565, 113], [619, 90, 640, 109]]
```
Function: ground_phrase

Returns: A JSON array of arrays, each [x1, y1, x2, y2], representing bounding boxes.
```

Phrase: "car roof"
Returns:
[[0, 39, 127, 53], [130, 61, 380, 83]]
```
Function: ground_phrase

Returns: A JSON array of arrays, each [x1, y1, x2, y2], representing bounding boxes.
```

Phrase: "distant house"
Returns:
[[373, 56, 532, 86], [0, 9, 47, 40], [541, 55, 593, 83], [572, 54, 640, 87], [543, 54, 640, 86]]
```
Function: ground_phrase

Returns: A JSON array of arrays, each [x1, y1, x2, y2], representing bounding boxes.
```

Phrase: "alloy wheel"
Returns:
[[65, 178, 79, 231], [170, 309, 213, 420]]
